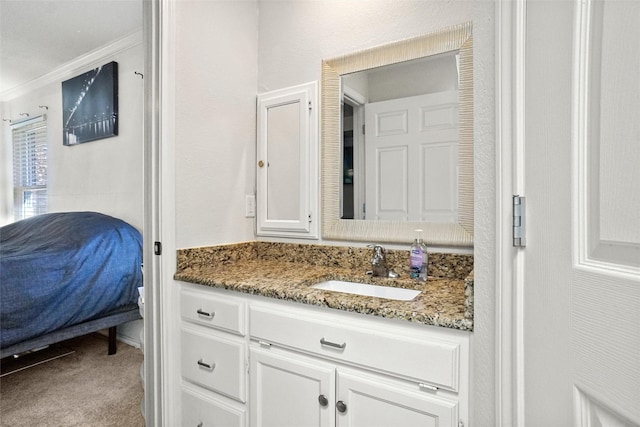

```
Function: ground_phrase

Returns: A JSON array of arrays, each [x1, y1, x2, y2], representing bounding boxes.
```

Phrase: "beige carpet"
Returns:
[[0, 333, 144, 427]]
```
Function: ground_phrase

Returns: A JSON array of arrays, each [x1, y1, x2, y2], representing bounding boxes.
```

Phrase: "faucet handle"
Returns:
[[367, 243, 385, 251]]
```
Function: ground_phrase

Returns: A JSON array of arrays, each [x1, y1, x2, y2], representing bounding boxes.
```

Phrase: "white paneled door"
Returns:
[[521, 1, 640, 426], [364, 91, 458, 222]]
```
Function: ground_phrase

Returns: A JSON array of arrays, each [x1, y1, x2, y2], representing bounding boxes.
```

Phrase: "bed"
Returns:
[[0, 211, 143, 359]]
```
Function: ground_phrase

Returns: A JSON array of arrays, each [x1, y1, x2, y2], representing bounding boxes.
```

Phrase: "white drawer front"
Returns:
[[249, 305, 460, 391], [181, 288, 246, 336], [181, 328, 246, 402], [182, 388, 246, 427]]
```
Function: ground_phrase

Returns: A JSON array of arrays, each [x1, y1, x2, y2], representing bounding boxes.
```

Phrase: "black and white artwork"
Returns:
[[62, 61, 118, 146]]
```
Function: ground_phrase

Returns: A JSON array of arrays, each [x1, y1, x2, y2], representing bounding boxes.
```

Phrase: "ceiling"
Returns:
[[0, 0, 142, 96]]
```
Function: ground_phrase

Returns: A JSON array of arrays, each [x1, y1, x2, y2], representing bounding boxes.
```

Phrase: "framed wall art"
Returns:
[[62, 61, 118, 146]]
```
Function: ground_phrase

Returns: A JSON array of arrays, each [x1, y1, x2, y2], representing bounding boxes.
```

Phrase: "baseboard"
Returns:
[[117, 319, 143, 349], [96, 319, 143, 349]]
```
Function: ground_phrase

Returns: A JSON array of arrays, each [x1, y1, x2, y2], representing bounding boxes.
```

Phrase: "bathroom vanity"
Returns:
[[175, 242, 473, 427]]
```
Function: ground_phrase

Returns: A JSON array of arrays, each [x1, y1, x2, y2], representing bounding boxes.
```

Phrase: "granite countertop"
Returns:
[[174, 241, 474, 331]]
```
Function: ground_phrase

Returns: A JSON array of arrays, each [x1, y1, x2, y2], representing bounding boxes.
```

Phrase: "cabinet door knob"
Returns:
[[196, 422, 203, 427], [318, 394, 329, 407], [258, 160, 264, 168], [336, 400, 347, 413]]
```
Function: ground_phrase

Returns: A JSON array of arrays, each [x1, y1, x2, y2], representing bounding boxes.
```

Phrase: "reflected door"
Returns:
[[364, 91, 458, 222]]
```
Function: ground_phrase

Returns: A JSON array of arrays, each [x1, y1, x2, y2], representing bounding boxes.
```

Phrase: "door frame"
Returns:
[[143, 0, 177, 424], [495, 1, 527, 426], [147, 1, 531, 425], [343, 86, 366, 220]]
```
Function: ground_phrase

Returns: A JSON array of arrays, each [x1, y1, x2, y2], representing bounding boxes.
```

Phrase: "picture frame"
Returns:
[[62, 61, 118, 146]]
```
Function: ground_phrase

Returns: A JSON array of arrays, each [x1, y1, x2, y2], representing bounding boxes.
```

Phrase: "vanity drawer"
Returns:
[[249, 304, 461, 391], [181, 288, 246, 336], [181, 328, 246, 402], [182, 387, 246, 427]]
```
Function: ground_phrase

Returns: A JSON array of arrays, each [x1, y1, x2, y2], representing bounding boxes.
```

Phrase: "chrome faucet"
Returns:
[[367, 244, 399, 278]]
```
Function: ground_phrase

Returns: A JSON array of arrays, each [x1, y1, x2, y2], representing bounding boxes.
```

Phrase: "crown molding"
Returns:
[[0, 30, 143, 102]]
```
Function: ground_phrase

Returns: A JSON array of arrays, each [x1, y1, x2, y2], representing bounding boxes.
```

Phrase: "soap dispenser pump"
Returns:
[[409, 229, 428, 281]]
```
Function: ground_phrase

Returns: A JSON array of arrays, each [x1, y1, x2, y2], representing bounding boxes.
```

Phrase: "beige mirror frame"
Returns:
[[321, 22, 473, 247]]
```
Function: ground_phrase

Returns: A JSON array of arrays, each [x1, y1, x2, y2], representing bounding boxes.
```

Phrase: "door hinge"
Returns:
[[154, 241, 162, 255], [512, 195, 526, 247]]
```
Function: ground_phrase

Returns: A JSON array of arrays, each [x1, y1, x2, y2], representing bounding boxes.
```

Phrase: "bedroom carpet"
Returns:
[[0, 333, 144, 427]]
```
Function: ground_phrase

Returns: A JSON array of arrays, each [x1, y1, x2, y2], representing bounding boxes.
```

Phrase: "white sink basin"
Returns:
[[311, 280, 421, 301]]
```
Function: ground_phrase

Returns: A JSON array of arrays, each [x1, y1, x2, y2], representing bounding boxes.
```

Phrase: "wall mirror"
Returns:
[[321, 22, 473, 247]]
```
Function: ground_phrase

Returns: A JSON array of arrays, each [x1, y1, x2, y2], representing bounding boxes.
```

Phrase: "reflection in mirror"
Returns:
[[321, 22, 473, 247], [340, 53, 461, 223]]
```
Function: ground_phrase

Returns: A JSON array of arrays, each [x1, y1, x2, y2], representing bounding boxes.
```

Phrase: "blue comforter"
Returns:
[[0, 212, 142, 349]]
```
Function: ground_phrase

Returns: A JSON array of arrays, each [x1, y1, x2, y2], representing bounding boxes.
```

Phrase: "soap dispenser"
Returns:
[[409, 229, 428, 281]]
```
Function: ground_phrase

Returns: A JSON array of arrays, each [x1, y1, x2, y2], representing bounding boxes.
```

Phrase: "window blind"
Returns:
[[12, 115, 48, 220]]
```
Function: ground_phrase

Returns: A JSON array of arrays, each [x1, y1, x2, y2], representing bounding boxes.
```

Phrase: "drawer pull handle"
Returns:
[[197, 359, 215, 371], [336, 400, 347, 413], [196, 309, 214, 319], [419, 383, 439, 391], [197, 423, 203, 427], [318, 394, 329, 407], [320, 338, 346, 350]]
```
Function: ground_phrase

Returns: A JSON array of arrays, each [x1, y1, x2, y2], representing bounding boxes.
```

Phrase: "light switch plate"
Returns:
[[245, 195, 256, 217]]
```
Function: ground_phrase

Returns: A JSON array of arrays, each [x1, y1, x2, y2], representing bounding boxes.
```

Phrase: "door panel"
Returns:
[[266, 101, 301, 222], [374, 146, 408, 220], [422, 142, 458, 223], [250, 346, 334, 427], [577, 0, 640, 270], [335, 368, 458, 427]]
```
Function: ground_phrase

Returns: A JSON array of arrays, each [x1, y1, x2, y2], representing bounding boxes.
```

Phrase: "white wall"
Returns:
[[367, 55, 458, 102], [174, 0, 259, 249], [1, 42, 144, 230]]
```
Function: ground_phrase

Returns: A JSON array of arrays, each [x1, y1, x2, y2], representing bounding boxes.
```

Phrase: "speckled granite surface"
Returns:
[[175, 241, 474, 331]]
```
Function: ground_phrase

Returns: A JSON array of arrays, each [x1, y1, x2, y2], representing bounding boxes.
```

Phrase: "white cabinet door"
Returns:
[[250, 346, 335, 427], [335, 368, 458, 427], [251, 347, 458, 427], [256, 81, 319, 239]]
